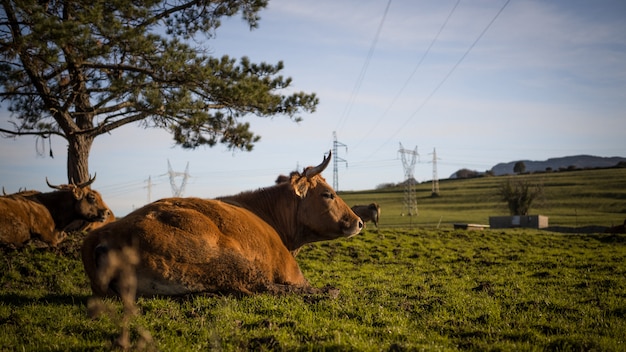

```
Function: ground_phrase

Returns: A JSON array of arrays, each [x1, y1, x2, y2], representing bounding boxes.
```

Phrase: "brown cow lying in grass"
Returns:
[[0, 176, 112, 247], [82, 152, 363, 297]]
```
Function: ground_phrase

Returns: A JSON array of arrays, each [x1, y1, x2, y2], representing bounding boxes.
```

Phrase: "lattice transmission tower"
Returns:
[[332, 131, 348, 191], [429, 148, 441, 197], [145, 176, 153, 203], [398, 143, 419, 217], [167, 160, 190, 197]]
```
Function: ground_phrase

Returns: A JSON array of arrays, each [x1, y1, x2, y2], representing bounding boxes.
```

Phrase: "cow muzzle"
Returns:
[[94, 209, 112, 222], [342, 218, 363, 237]]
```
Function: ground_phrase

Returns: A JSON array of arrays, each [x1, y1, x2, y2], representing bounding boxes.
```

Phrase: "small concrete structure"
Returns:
[[489, 215, 549, 229], [454, 223, 490, 230]]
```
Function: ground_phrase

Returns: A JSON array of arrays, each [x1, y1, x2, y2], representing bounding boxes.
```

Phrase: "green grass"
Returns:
[[1, 167, 625, 350], [339, 167, 626, 229], [1, 228, 625, 351]]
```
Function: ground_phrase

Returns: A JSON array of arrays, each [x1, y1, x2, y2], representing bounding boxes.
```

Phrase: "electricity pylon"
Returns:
[[332, 131, 348, 191], [429, 148, 441, 196], [145, 176, 153, 203], [398, 143, 419, 218], [167, 160, 190, 197]]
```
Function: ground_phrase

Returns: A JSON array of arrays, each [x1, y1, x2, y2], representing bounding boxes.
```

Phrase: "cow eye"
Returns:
[[322, 191, 335, 200]]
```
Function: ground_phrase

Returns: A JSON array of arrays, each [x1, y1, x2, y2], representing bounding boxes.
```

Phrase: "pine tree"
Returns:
[[0, 0, 318, 183]]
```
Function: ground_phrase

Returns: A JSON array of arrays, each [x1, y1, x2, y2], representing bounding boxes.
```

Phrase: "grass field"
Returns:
[[0, 167, 625, 350], [1, 229, 625, 351], [339, 167, 626, 229]]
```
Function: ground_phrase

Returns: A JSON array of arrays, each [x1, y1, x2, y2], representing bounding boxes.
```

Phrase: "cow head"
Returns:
[[289, 151, 363, 241], [46, 174, 112, 222]]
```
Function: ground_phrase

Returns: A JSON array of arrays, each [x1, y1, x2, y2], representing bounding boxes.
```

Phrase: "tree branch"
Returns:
[[82, 62, 158, 77], [78, 111, 154, 136], [148, 0, 204, 25], [0, 127, 66, 139]]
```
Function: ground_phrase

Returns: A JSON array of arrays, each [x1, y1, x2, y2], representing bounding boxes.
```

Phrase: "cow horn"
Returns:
[[305, 151, 332, 178], [46, 177, 63, 190], [75, 173, 97, 188]]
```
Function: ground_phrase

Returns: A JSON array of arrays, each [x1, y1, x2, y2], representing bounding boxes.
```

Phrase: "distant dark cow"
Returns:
[[351, 203, 381, 229], [605, 219, 626, 234], [82, 151, 363, 297], [0, 176, 112, 247]]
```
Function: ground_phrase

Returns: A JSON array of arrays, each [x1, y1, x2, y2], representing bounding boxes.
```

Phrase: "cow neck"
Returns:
[[222, 184, 300, 252], [30, 191, 77, 229]]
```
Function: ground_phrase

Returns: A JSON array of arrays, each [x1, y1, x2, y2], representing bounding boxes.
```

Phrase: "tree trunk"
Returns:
[[67, 134, 94, 185]]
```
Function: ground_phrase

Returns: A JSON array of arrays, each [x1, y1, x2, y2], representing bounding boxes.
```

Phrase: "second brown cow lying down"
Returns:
[[0, 176, 112, 247], [81, 152, 363, 297]]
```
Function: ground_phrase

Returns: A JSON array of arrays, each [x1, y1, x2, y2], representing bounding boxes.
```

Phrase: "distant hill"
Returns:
[[490, 155, 626, 176]]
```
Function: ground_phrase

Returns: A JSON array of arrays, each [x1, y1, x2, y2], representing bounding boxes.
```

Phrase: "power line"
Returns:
[[355, 0, 461, 150], [369, 0, 512, 159], [335, 0, 392, 133], [97, 179, 152, 195]]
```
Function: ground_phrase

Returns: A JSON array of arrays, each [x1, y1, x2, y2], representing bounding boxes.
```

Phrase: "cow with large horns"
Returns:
[[0, 175, 112, 247], [82, 151, 363, 297]]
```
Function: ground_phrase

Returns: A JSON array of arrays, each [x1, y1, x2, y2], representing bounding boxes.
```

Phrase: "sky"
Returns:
[[1, 0, 625, 216]]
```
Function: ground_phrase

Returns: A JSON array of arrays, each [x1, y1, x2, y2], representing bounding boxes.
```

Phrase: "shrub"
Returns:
[[497, 177, 544, 215]]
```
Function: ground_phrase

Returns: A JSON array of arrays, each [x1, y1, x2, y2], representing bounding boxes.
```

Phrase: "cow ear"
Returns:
[[291, 176, 310, 198], [71, 185, 85, 200]]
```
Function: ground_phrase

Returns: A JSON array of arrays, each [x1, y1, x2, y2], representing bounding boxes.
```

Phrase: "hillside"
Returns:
[[490, 155, 626, 175], [340, 167, 626, 230]]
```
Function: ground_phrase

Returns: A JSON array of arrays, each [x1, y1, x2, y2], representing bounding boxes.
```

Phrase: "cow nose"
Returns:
[[358, 220, 363, 229]]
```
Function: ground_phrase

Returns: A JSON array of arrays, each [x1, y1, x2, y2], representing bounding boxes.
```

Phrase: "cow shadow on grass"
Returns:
[[0, 292, 90, 307]]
